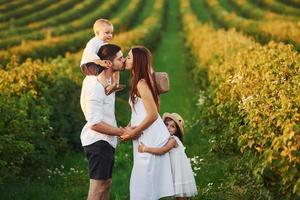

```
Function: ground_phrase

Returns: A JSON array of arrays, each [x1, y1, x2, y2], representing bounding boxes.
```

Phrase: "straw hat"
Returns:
[[154, 72, 169, 94], [162, 112, 185, 135]]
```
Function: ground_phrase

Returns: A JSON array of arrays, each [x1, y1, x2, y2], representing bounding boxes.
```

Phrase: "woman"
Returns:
[[121, 46, 174, 199]]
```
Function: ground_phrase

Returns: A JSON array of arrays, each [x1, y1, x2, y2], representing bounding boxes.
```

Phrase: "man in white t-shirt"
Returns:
[[80, 44, 126, 200]]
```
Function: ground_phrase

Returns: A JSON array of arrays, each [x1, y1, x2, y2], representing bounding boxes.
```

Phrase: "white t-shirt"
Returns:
[[80, 37, 106, 66], [80, 76, 118, 148]]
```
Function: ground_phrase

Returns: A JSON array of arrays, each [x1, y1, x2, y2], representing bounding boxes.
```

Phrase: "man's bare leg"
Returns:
[[87, 179, 107, 200], [101, 179, 112, 200]]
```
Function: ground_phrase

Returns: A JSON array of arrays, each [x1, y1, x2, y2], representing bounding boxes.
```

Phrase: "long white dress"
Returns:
[[170, 136, 198, 197], [129, 97, 174, 200]]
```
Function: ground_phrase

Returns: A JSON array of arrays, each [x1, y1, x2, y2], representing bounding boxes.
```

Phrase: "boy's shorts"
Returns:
[[83, 140, 115, 180], [81, 62, 105, 75]]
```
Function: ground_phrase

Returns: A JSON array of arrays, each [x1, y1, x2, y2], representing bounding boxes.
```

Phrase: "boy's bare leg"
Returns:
[[105, 71, 126, 95], [110, 71, 120, 86], [115, 71, 120, 86]]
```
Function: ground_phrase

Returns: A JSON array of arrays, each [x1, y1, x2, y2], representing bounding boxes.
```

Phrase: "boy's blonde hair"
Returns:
[[93, 19, 113, 35]]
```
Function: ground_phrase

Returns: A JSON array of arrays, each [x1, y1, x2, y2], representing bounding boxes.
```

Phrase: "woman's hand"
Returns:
[[120, 133, 131, 141], [120, 126, 140, 141]]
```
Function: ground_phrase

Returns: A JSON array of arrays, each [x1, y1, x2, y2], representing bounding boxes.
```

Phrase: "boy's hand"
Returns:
[[101, 60, 112, 68], [95, 59, 112, 68]]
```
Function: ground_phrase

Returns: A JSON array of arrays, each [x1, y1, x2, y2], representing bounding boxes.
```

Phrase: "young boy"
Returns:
[[80, 18, 125, 95]]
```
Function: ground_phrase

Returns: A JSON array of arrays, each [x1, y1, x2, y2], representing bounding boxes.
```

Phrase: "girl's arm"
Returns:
[[138, 138, 177, 155], [121, 80, 158, 140]]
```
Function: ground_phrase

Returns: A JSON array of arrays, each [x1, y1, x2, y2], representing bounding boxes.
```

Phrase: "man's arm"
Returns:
[[86, 82, 123, 136], [138, 138, 177, 155], [91, 122, 123, 136]]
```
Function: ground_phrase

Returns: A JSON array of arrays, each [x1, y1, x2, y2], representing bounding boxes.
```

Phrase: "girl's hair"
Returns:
[[164, 118, 183, 142], [130, 46, 159, 111]]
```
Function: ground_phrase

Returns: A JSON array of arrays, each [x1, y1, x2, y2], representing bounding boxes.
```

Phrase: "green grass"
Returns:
[[153, 1, 232, 200], [153, 2, 195, 117]]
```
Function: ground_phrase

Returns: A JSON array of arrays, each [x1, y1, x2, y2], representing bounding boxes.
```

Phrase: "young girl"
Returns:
[[138, 112, 198, 199]]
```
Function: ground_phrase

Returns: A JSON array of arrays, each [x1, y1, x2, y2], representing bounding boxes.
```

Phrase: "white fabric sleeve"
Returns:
[[85, 86, 104, 126], [87, 41, 100, 62]]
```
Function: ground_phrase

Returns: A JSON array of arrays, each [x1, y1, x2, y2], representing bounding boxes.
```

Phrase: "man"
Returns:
[[80, 44, 125, 200]]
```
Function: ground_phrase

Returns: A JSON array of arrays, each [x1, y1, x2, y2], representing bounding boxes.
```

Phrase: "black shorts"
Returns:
[[81, 62, 105, 76], [83, 140, 115, 180]]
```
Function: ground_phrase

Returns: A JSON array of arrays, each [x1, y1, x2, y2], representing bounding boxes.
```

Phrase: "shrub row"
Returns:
[[0, 0, 55, 22], [251, 0, 300, 17], [204, 0, 300, 51], [227, 0, 299, 21], [0, 0, 120, 49], [180, 0, 300, 198], [0, 0, 140, 65]]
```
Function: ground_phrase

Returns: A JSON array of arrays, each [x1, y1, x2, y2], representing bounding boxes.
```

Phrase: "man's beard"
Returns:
[[112, 65, 125, 72]]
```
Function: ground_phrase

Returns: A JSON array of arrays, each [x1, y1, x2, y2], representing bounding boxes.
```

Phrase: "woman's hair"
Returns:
[[164, 118, 183, 142], [130, 46, 159, 111]]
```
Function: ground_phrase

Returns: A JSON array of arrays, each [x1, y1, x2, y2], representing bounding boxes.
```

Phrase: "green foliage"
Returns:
[[180, 0, 300, 198], [0, 57, 84, 183]]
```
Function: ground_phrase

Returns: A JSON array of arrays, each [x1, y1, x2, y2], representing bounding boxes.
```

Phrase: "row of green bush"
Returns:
[[204, 0, 300, 51], [0, 0, 99, 34], [5, 0, 81, 27], [0, 0, 31, 14], [0, 57, 83, 186], [181, 0, 299, 198], [280, 0, 300, 8], [0, 0, 55, 22], [227, 0, 299, 21], [0, 0, 142, 66], [0, 0, 120, 50], [0, 0, 29, 13], [251, 0, 300, 17]]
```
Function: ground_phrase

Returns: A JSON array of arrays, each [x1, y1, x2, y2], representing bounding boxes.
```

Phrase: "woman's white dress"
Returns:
[[170, 136, 198, 197], [129, 97, 174, 200]]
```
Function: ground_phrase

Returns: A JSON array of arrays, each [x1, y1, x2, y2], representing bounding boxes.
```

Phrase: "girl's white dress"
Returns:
[[170, 136, 198, 197], [129, 97, 174, 200]]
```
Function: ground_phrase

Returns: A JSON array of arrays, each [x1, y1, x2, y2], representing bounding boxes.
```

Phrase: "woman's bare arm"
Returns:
[[121, 80, 158, 140]]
